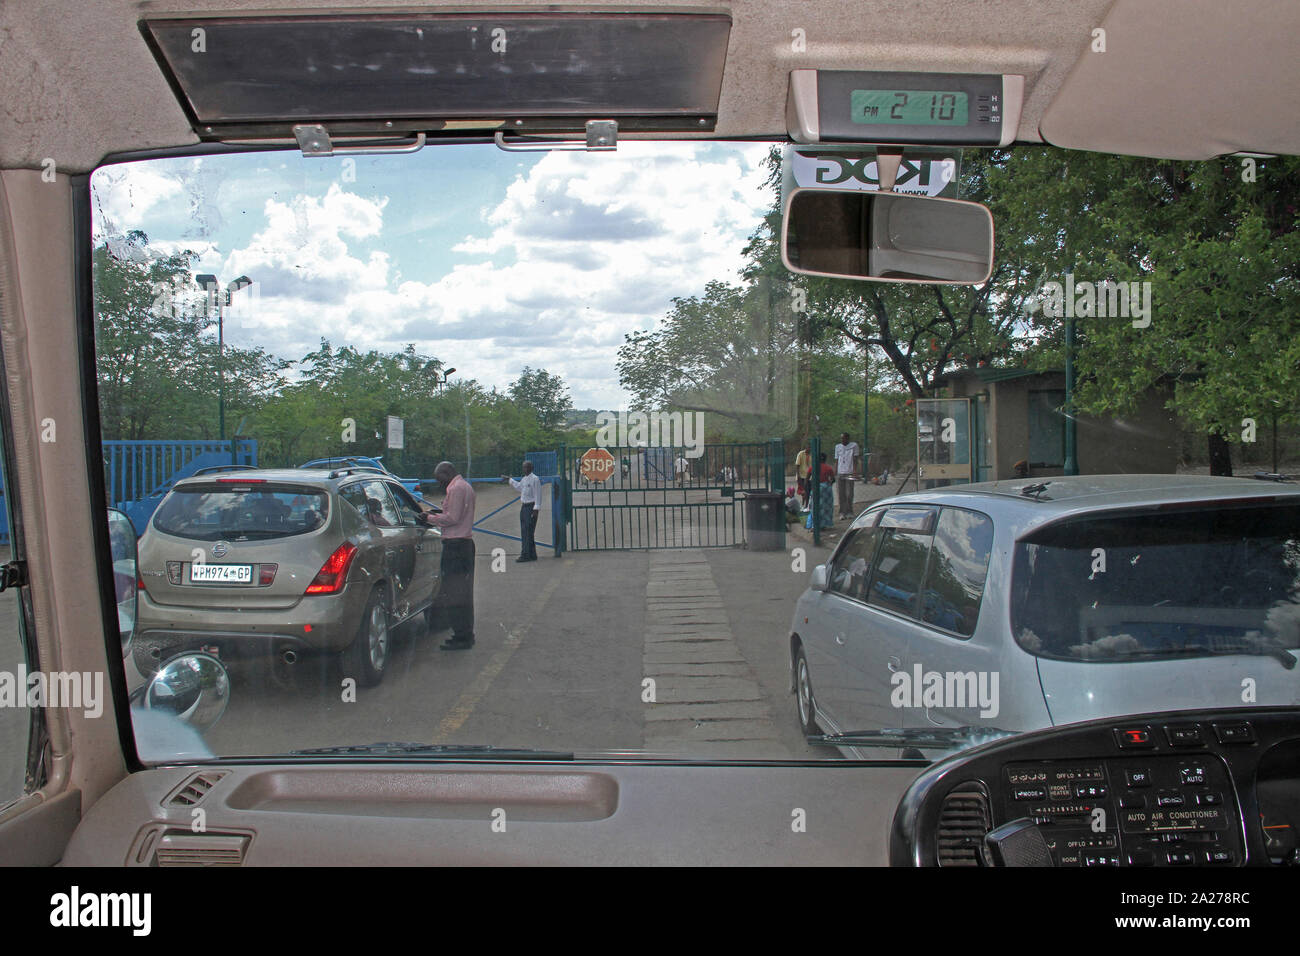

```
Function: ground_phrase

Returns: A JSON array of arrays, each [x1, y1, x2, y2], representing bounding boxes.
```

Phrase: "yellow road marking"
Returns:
[[430, 575, 562, 743]]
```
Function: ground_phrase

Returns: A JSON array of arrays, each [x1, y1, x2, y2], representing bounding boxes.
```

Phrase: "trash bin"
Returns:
[[744, 491, 786, 551]]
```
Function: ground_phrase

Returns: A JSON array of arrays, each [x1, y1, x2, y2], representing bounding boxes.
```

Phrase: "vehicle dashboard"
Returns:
[[891, 707, 1300, 868]]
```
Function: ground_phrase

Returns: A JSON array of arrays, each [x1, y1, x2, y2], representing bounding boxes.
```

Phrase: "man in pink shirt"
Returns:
[[421, 461, 477, 650]]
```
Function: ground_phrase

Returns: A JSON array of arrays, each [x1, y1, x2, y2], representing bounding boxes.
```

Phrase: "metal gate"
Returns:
[[559, 441, 784, 550]]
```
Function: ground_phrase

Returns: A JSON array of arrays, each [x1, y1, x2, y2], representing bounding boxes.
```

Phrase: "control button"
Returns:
[[1165, 725, 1204, 747], [1205, 848, 1234, 865], [1075, 783, 1108, 799], [1127, 849, 1154, 867], [1115, 727, 1155, 750], [1125, 769, 1151, 788], [1084, 853, 1119, 867], [1196, 791, 1222, 806], [1012, 787, 1047, 801], [1156, 791, 1186, 808], [1166, 851, 1194, 865], [1180, 765, 1207, 786], [1119, 792, 1146, 809], [1213, 722, 1256, 744]]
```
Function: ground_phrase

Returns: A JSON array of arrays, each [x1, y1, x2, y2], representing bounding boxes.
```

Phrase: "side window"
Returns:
[[921, 508, 995, 637], [829, 511, 882, 599], [338, 482, 369, 518], [359, 480, 401, 528], [386, 482, 422, 524], [866, 508, 936, 618], [0, 413, 35, 808]]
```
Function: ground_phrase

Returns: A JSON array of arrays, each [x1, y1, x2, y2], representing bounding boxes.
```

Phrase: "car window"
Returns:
[[829, 526, 881, 600], [386, 482, 424, 524], [920, 507, 994, 637], [1012, 504, 1300, 662], [151, 482, 328, 540], [866, 517, 935, 618], [339, 480, 398, 528]]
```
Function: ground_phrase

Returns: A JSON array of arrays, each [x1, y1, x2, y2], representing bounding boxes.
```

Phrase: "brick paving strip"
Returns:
[[641, 550, 790, 757]]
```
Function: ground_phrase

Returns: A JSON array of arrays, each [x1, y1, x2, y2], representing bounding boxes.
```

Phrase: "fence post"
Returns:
[[768, 437, 784, 492], [810, 435, 822, 547]]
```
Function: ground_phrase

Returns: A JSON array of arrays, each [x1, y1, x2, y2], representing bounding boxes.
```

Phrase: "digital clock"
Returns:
[[850, 90, 969, 126], [788, 70, 1024, 146]]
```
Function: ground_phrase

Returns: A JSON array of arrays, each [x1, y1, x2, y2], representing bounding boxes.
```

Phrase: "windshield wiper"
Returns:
[[288, 742, 574, 759], [807, 726, 1015, 750]]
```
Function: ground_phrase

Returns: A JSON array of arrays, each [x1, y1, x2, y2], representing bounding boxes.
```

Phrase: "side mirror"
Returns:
[[782, 188, 994, 284], [145, 652, 230, 732], [106, 508, 137, 655], [810, 564, 829, 591]]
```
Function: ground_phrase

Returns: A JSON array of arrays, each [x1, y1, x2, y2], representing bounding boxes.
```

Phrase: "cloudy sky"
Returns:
[[91, 142, 774, 409]]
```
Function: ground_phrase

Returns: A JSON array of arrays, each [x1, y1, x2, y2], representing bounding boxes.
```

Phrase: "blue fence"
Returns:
[[106, 439, 258, 533], [525, 450, 558, 477]]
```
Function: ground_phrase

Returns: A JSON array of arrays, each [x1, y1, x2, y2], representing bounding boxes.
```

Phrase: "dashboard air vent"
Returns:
[[155, 832, 249, 867], [164, 770, 229, 808], [936, 782, 992, 866]]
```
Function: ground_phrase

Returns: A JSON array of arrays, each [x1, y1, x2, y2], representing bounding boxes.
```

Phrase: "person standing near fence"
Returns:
[[833, 431, 861, 518], [422, 461, 477, 650], [795, 446, 812, 509], [502, 460, 541, 562]]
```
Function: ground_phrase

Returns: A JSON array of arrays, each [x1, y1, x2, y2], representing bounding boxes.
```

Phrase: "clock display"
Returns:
[[851, 89, 970, 126]]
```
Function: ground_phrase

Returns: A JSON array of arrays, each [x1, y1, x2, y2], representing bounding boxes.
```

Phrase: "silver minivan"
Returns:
[[791, 476, 1300, 755]]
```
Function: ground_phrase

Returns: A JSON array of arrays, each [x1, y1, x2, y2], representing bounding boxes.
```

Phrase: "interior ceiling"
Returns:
[[0, 0, 1296, 172]]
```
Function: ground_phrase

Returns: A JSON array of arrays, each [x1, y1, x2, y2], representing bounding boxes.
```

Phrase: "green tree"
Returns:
[[508, 367, 572, 433], [988, 148, 1300, 473], [93, 234, 285, 440]]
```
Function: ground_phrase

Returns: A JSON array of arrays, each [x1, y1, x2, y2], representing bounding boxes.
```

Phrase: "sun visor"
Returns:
[[141, 12, 731, 139]]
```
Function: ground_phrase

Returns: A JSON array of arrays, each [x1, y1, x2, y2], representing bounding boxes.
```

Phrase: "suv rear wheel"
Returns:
[[342, 586, 390, 687]]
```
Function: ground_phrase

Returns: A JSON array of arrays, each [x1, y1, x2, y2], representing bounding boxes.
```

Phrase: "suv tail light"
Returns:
[[305, 543, 357, 595]]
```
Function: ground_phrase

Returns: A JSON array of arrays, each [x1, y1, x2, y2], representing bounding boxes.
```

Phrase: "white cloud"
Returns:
[[105, 144, 775, 409]]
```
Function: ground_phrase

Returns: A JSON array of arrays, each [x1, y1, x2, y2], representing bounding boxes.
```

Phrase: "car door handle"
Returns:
[[834, 633, 846, 645], [887, 656, 901, 673]]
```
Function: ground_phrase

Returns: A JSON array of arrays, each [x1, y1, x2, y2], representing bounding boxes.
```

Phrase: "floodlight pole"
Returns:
[[1063, 315, 1078, 475]]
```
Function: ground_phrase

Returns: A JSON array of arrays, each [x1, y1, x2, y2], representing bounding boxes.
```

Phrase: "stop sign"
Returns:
[[580, 448, 616, 483]]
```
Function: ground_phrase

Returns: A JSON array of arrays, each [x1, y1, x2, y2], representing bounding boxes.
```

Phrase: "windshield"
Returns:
[[89, 141, 1300, 765]]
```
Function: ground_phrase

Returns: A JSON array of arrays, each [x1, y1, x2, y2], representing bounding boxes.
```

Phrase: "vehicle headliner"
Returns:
[[1, 0, 1297, 172]]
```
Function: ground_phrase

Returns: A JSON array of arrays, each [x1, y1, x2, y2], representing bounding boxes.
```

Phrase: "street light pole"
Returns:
[[197, 274, 252, 442]]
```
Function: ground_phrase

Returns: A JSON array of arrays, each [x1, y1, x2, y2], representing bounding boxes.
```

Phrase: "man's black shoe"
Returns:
[[440, 637, 475, 650]]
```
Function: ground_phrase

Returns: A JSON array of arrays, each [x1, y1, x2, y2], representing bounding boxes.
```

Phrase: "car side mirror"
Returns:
[[810, 564, 829, 591], [145, 652, 230, 732], [106, 508, 138, 655]]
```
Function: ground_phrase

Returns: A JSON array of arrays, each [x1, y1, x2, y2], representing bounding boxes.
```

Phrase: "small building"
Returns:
[[938, 367, 1180, 481]]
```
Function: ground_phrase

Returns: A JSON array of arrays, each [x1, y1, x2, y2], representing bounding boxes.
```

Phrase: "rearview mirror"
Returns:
[[782, 188, 994, 284], [810, 564, 829, 591]]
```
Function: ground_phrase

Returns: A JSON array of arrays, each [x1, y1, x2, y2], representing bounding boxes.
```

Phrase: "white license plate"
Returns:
[[189, 563, 253, 584]]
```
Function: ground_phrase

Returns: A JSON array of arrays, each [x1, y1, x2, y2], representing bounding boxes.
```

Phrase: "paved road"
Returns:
[[200, 524, 836, 761]]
